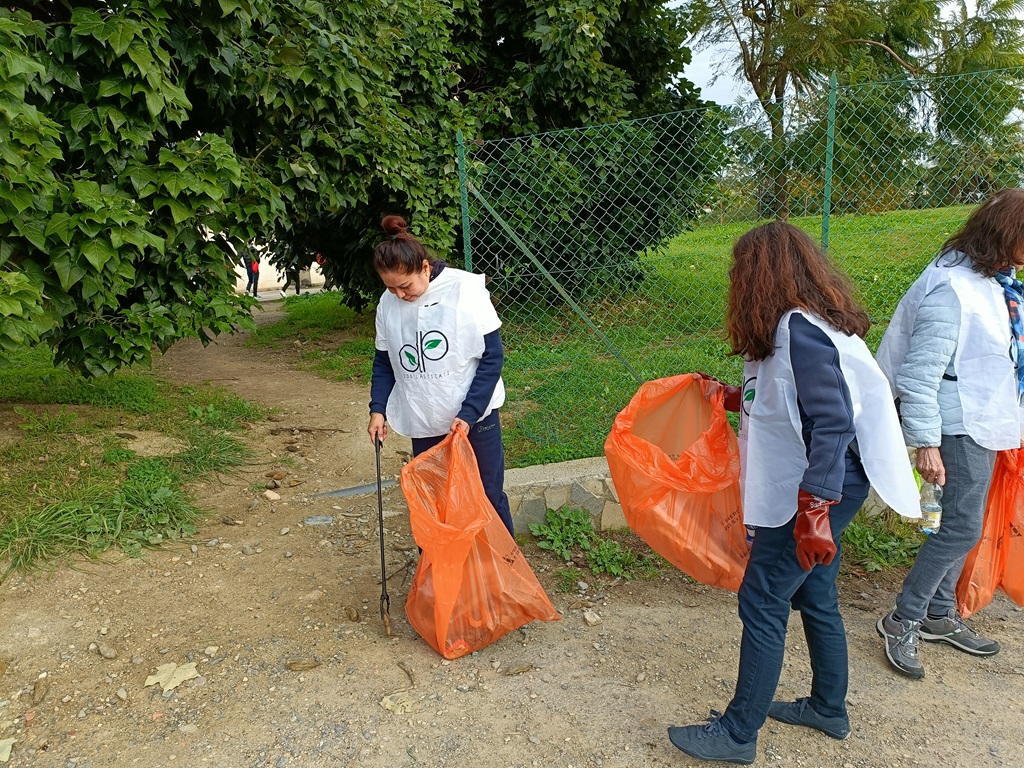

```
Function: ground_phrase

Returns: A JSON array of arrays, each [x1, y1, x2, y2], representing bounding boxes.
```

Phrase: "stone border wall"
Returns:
[[505, 457, 626, 533]]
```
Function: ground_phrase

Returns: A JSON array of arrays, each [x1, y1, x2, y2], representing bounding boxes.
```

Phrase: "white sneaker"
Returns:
[[279, 289, 286, 298]]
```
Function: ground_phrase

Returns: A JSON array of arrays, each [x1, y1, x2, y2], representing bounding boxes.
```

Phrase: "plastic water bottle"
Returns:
[[919, 482, 943, 535]]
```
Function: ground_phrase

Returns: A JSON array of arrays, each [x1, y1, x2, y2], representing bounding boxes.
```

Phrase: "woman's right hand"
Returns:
[[368, 413, 387, 446], [916, 446, 945, 486], [694, 371, 742, 412]]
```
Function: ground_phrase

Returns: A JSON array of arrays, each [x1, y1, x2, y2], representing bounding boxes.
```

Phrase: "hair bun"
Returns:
[[381, 215, 408, 238]]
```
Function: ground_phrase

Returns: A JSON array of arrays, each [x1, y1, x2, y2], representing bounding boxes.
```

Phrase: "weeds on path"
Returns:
[[0, 347, 264, 580], [529, 505, 664, 587]]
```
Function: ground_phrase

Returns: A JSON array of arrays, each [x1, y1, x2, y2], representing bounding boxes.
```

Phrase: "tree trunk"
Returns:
[[765, 100, 790, 221]]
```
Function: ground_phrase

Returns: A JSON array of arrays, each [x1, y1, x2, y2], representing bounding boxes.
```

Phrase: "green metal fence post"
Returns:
[[456, 129, 472, 271], [821, 72, 837, 255]]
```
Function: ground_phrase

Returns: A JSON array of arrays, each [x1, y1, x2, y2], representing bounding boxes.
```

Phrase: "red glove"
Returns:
[[794, 489, 838, 571], [694, 371, 742, 413]]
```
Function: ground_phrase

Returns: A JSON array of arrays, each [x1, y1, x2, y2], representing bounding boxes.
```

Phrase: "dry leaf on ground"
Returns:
[[144, 662, 200, 692]]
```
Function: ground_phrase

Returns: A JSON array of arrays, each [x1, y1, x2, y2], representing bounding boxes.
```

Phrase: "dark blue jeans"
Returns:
[[411, 410, 514, 536], [721, 452, 869, 744]]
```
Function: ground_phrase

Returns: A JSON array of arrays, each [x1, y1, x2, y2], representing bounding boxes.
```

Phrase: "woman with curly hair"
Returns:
[[669, 222, 918, 764]]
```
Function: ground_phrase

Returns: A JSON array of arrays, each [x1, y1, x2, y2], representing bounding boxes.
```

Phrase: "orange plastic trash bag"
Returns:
[[402, 430, 560, 659], [604, 373, 748, 592], [957, 449, 1024, 617]]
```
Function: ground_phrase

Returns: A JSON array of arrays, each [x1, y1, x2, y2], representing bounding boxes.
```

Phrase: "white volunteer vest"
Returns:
[[740, 310, 920, 527], [876, 255, 1019, 451], [378, 268, 505, 438]]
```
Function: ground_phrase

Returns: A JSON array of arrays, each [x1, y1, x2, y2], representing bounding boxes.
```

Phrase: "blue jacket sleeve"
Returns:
[[369, 349, 395, 416], [457, 329, 504, 424], [790, 314, 857, 501]]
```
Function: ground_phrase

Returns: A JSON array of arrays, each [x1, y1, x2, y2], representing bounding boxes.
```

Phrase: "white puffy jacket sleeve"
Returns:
[[893, 281, 963, 447]]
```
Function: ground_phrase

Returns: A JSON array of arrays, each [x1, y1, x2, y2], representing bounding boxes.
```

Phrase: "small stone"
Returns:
[[99, 627, 108, 636], [204, 646, 219, 657], [303, 515, 334, 526], [577, 581, 589, 592], [582, 609, 602, 627], [97, 644, 117, 659], [179, 724, 198, 734], [635, 672, 646, 683], [206, 539, 219, 547], [263, 490, 281, 501], [241, 545, 257, 556], [190, 545, 199, 554], [116, 688, 127, 701], [284, 551, 293, 559], [529, 736, 541, 745], [280, 527, 290, 536]]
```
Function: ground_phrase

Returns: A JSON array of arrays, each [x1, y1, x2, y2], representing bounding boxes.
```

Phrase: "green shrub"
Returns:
[[841, 510, 924, 572]]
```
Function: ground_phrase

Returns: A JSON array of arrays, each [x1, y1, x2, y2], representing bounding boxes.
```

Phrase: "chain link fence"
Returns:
[[461, 68, 1024, 466]]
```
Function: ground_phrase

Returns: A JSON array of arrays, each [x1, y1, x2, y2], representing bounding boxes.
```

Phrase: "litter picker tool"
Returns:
[[375, 436, 392, 637]]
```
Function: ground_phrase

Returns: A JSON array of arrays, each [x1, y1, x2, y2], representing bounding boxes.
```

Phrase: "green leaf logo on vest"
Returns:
[[399, 330, 450, 373], [741, 376, 756, 416]]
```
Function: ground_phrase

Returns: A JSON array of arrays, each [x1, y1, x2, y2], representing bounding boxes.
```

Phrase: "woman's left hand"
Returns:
[[449, 417, 470, 435]]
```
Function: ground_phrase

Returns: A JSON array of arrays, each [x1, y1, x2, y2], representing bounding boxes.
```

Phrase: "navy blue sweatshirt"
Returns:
[[790, 314, 857, 501], [369, 262, 505, 429]]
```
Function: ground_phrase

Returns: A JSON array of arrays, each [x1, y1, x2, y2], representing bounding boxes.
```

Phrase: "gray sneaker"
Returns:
[[877, 610, 925, 679], [920, 609, 1000, 656]]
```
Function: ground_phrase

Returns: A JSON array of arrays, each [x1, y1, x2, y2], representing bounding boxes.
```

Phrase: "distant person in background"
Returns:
[[367, 214, 514, 535], [875, 188, 1024, 678], [280, 265, 301, 298], [669, 222, 918, 765], [317, 253, 337, 292], [242, 249, 259, 298]]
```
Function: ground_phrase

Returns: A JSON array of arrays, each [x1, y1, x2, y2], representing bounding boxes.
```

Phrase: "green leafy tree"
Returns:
[[925, 1, 1024, 203], [1, 0, 467, 372], [2, 0, 704, 368], [298, 0, 706, 307], [684, 0, 941, 218], [456, 0, 698, 136]]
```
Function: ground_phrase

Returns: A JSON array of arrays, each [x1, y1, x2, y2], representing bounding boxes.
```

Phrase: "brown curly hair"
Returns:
[[942, 188, 1024, 277], [726, 222, 870, 361]]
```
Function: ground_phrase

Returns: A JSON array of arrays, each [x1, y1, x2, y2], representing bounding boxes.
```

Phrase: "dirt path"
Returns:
[[2, 306, 1022, 768]]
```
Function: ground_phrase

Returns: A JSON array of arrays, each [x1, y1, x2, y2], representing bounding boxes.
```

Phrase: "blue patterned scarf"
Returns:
[[994, 268, 1024, 399]]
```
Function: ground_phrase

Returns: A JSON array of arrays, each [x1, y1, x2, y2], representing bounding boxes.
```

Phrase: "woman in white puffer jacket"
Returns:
[[876, 188, 1024, 678]]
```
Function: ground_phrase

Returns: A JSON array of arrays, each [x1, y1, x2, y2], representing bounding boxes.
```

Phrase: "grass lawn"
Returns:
[[497, 204, 970, 465], [0, 347, 264, 579]]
